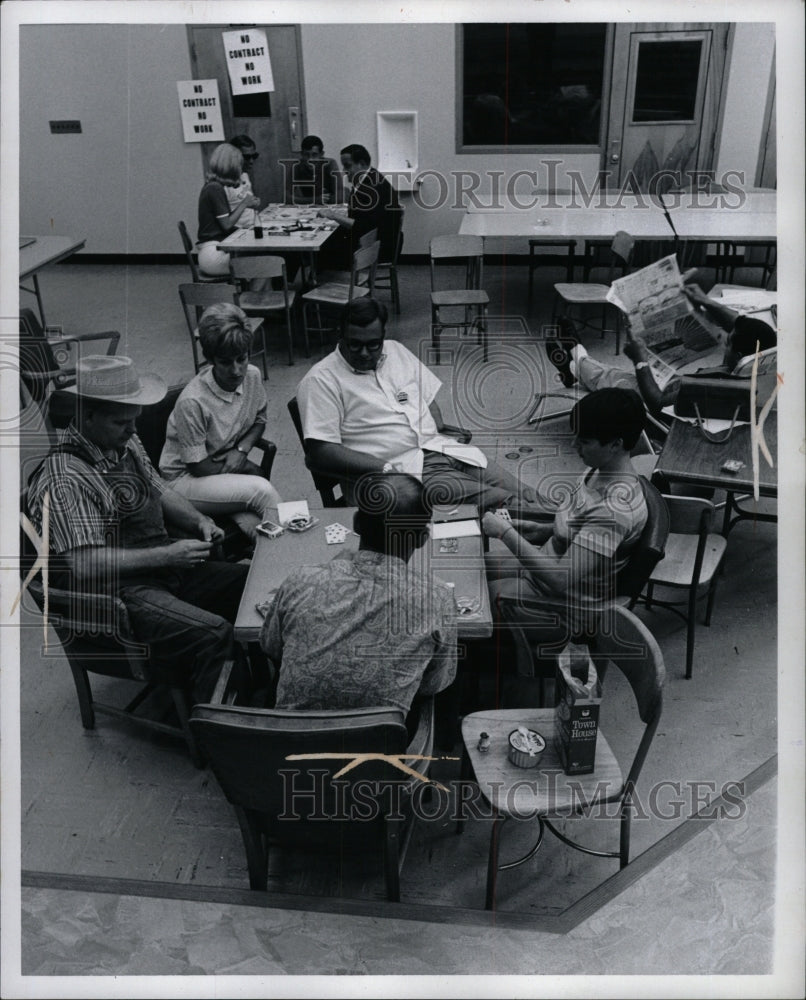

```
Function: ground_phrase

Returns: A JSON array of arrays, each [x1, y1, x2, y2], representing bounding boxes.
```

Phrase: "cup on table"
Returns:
[[254, 224, 264, 239]]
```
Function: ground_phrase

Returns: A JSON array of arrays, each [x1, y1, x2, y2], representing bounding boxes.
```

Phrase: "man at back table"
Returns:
[[27, 355, 251, 705], [316, 143, 400, 270], [282, 134, 342, 206], [297, 298, 536, 509], [259, 472, 457, 729]]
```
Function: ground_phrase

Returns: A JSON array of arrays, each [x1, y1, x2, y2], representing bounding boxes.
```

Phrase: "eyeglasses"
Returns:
[[346, 339, 383, 353], [243, 152, 259, 161]]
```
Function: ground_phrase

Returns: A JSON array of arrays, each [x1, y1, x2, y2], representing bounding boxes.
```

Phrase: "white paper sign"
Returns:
[[277, 500, 310, 526], [176, 79, 224, 143], [430, 519, 482, 540], [222, 28, 274, 96]]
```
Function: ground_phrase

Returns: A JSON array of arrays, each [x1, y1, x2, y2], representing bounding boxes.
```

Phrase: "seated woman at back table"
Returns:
[[480, 388, 648, 702], [196, 142, 261, 277], [159, 303, 281, 544]]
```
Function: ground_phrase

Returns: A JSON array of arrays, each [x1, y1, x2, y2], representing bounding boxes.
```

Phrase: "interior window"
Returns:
[[460, 23, 608, 149]]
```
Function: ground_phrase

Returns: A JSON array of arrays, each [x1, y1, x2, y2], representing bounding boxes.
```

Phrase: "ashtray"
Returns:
[[508, 726, 546, 768], [284, 515, 319, 533], [456, 598, 481, 617], [299, 232, 317, 240]]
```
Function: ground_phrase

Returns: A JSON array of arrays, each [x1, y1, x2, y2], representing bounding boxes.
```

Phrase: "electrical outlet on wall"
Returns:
[[50, 120, 82, 134]]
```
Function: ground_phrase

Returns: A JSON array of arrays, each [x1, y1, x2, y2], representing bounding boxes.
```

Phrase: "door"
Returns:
[[187, 25, 305, 205], [604, 23, 730, 192], [756, 60, 776, 189]]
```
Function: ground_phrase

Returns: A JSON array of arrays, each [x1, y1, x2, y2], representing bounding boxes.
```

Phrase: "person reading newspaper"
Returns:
[[546, 285, 776, 419]]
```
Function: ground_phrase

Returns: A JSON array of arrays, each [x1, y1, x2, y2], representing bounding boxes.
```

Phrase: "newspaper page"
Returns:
[[606, 253, 693, 336]]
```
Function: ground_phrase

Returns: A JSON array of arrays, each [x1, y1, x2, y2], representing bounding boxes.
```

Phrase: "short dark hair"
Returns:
[[340, 143, 371, 166], [570, 388, 646, 450], [301, 134, 324, 152], [353, 473, 431, 555], [228, 134, 257, 153], [730, 317, 776, 358], [341, 297, 388, 336]]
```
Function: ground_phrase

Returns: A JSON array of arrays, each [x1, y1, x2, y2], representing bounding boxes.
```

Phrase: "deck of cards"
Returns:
[[325, 523, 350, 545]]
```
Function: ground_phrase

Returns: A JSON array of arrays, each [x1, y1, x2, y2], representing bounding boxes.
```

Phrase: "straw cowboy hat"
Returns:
[[64, 355, 166, 405]]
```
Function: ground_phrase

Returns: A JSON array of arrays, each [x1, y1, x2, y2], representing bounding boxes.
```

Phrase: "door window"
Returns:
[[632, 39, 704, 123]]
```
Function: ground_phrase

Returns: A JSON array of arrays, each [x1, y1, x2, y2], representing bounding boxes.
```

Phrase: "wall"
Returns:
[[19, 24, 202, 254], [300, 23, 600, 255], [715, 22, 776, 184], [17, 22, 776, 256]]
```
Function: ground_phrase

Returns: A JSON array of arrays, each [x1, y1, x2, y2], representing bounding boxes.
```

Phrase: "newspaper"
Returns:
[[606, 253, 720, 371], [605, 253, 694, 337]]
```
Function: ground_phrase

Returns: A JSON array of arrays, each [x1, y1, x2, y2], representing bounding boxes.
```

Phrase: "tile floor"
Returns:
[[6, 258, 797, 994]]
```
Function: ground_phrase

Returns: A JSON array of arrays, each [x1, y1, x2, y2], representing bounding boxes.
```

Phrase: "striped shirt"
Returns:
[[27, 423, 168, 556]]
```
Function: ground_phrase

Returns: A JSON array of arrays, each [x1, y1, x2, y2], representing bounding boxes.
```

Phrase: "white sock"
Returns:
[[569, 344, 587, 376]]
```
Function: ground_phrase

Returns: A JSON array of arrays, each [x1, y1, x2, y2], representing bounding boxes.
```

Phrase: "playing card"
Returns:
[[325, 523, 349, 545], [496, 507, 512, 522]]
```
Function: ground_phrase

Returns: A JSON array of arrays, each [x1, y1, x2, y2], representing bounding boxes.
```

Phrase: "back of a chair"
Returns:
[[135, 384, 185, 468], [615, 477, 670, 603], [19, 309, 62, 403], [358, 227, 379, 250], [662, 495, 715, 535], [190, 703, 411, 829], [230, 254, 287, 286], [430, 234, 484, 291], [610, 231, 635, 270], [351, 240, 380, 294], [287, 397, 344, 506], [178, 283, 238, 369], [588, 605, 664, 728], [732, 347, 777, 378], [380, 206, 404, 264], [178, 221, 201, 282]]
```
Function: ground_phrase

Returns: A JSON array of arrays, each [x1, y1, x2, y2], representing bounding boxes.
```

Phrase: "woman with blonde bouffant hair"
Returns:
[[159, 301, 282, 544], [196, 143, 261, 277]]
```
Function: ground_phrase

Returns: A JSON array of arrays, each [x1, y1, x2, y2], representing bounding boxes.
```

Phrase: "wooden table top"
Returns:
[[461, 709, 624, 814], [657, 411, 777, 496], [19, 235, 86, 279], [234, 504, 492, 643], [217, 204, 341, 253]]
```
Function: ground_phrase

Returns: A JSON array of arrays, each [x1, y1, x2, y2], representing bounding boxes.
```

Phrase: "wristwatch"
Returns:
[[634, 361, 649, 371]]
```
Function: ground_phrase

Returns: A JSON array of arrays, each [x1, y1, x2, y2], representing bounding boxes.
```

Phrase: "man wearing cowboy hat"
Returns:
[[27, 355, 250, 705]]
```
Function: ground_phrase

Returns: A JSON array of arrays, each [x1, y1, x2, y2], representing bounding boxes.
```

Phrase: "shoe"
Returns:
[[544, 317, 580, 388], [544, 341, 576, 388], [557, 317, 581, 347]]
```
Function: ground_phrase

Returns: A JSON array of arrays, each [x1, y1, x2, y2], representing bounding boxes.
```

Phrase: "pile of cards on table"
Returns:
[[325, 523, 350, 545]]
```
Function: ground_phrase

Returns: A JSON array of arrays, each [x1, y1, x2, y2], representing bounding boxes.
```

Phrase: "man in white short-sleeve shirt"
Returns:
[[296, 298, 534, 509]]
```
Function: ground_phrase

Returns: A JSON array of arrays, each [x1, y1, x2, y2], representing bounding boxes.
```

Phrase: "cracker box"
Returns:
[[554, 644, 602, 775]]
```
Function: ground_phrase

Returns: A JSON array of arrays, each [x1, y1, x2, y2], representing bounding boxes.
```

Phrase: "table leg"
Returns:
[[721, 490, 778, 537], [32, 273, 47, 328], [19, 274, 47, 327]]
